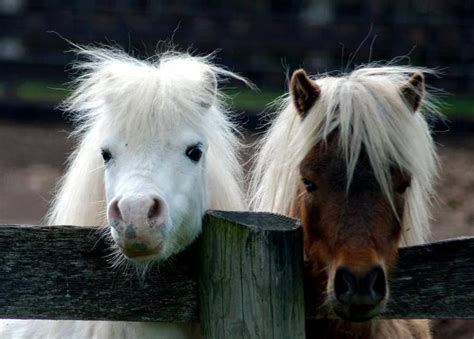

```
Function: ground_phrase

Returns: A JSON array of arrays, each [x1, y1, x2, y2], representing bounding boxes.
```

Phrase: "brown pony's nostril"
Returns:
[[334, 266, 386, 306], [365, 266, 386, 302], [334, 267, 357, 302]]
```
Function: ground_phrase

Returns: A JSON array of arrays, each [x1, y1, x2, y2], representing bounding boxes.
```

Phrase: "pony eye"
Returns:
[[396, 182, 410, 194], [302, 178, 317, 192], [101, 149, 112, 163], [186, 144, 203, 162]]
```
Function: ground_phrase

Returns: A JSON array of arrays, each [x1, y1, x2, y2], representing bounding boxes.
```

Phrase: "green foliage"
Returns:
[[225, 88, 282, 111], [442, 97, 474, 118], [16, 81, 70, 103], [5, 80, 474, 118]]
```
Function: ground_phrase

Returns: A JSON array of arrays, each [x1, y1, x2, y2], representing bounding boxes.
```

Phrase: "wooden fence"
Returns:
[[1, 211, 473, 338]]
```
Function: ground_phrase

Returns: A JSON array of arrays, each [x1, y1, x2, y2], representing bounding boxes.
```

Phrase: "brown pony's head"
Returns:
[[290, 69, 425, 322]]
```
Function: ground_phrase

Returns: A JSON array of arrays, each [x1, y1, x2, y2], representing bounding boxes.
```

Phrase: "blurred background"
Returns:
[[0, 1, 472, 337]]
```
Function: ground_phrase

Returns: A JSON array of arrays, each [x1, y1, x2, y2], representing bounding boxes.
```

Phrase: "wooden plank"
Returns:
[[305, 237, 474, 320], [0, 217, 473, 322], [198, 211, 305, 339], [0, 224, 199, 322], [386, 236, 474, 319]]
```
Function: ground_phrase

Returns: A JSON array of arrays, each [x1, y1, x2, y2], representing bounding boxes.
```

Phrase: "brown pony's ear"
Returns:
[[401, 72, 425, 112], [290, 69, 321, 118]]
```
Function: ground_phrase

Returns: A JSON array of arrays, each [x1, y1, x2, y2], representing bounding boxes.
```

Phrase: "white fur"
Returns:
[[250, 65, 440, 247], [1, 47, 247, 338]]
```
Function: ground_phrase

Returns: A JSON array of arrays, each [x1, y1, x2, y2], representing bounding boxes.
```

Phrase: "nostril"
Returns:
[[147, 197, 166, 225], [367, 266, 386, 301], [148, 199, 160, 219], [334, 267, 357, 302], [108, 198, 123, 222]]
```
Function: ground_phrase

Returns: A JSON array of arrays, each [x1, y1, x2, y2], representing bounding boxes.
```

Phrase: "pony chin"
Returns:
[[109, 223, 167, 264], [330, 296, 388, 323], [112, 217, 203, 266], [123, 248, 165, 263], [119, 238, 165, 261]]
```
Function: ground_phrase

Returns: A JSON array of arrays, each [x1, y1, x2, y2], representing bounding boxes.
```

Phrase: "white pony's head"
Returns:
[[49, 47, 247, 265]]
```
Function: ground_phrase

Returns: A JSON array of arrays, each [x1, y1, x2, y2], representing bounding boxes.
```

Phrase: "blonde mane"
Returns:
[[250, 65, 440, 246], [47, 47, 247, 227]]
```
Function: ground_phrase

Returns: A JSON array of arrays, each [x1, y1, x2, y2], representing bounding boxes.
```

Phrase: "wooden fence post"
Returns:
[[198, 211, 305, 339]]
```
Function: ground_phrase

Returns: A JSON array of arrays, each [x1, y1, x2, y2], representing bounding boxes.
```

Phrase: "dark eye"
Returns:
[[302, 178, 317, 192], [186, 144, 203, 162], [101, 149, 112, 163], [396, 181, 410, 194]]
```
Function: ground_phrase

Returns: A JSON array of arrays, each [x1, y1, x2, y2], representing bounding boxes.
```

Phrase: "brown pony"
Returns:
[[250, 65, 440, 338]]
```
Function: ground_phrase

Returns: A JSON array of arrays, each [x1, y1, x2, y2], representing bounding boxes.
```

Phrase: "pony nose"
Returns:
[[108, 195, 167, 227], [146, 197, 165, 224], [334, 266, 386, 306]]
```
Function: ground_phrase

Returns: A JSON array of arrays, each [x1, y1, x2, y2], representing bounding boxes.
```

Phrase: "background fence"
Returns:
[[1, 0, 474, 118]]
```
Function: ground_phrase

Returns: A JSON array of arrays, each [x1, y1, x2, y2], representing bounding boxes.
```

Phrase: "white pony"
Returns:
[[1, 47, 247, 338]]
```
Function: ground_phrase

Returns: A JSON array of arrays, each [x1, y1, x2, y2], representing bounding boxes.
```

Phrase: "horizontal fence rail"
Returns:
[[1, 211, 473, 331]]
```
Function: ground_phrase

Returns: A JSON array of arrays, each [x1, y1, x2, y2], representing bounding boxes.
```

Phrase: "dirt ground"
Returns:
[[0, 120, 473, 337]]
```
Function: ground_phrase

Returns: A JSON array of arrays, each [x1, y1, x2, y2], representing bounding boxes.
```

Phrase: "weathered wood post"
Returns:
[[198, 211, 305, 339]]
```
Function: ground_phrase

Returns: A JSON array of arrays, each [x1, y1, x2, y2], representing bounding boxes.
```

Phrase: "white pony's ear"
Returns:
[[199, 70, 218, 109], [290, 69, 321, 118], [401, 72, 425, 112]]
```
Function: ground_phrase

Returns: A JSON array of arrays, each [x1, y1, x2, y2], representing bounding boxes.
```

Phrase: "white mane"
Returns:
[[0, 47, 251, 339], [250, 65, 440, 246], [47, 47, 247, 227]]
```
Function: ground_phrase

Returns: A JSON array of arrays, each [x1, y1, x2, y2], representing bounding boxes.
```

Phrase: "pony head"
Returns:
[[49, 47, 247, 266], [251, 65, 439, 321]]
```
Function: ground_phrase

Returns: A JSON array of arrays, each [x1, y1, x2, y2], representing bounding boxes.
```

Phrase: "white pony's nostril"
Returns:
[[148, 199, 160, 219], [108, 195, 166, 228], [148, 197, 166, 226], [108, 198, 123, 222]]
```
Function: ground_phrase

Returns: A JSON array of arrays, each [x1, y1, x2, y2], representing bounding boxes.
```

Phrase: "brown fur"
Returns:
[[253, 67, 436, 338], [291, 69, 321, 117], [401, 72, 425, 112], [294, 137, 431, 338], [297, 138, 403, 267]]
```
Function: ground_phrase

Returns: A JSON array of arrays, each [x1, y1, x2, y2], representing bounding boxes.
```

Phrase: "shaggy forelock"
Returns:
[[47, 46, 247, 232], [250, 65, 440, 246]]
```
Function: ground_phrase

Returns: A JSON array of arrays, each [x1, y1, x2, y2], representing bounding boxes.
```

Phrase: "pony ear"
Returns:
[[199, 71, 218, 109], [290, 69, 321, 118], [401, 72, 425, 112]]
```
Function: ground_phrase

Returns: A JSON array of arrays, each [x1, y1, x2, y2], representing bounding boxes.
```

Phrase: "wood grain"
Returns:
[[198, 211, 305, 339], [0, 224, 199, 322], [0, 214, 473, 324], [304, 237, 474, 320], [387, 236, 474, 319]]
